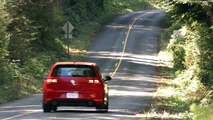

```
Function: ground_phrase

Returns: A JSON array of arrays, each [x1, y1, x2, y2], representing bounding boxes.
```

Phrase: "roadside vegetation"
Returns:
[[150, 0, 213, 119], [0, 0, 152, 104], [2, 1, 212, 119]]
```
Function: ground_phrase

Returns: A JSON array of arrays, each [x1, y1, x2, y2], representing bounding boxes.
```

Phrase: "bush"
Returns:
[[167, 29, 186, 72], [154, 0, 213, 119], [190, 103, 213, 120]]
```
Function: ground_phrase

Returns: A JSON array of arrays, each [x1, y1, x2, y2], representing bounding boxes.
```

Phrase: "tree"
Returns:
[[0, 1, 19, 91], [5, 0, 37, 64], [5, 0, 65, 64], [0, 1, 9, 59]]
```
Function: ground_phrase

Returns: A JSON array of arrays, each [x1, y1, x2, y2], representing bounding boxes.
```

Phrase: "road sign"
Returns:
[[62, 21, 74, 56], [62, 21, 74, 34], [64, 34, 72, 39]]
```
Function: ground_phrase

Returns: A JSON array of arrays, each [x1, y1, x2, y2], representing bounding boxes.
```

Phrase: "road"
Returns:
[[0, 10, 165, 120]]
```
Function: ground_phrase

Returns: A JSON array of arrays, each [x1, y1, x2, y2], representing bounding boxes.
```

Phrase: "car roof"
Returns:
[[54, 62, 97, 66]]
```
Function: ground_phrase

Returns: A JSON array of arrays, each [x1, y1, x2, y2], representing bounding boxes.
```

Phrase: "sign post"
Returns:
[[62, 21, 74, 55]]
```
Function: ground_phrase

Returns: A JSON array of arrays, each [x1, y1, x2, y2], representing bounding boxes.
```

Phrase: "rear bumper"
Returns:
[[43, 90, 105, 107], [45, 99, 99, 107]]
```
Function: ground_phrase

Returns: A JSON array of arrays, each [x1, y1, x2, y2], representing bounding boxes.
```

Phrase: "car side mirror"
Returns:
[[104, 76, 112, 81]]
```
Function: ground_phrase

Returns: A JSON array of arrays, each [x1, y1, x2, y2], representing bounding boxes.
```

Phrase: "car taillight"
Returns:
[[94, 80, 100, 84], [46, 79, 58, 83], [88, 80, 100, 84]]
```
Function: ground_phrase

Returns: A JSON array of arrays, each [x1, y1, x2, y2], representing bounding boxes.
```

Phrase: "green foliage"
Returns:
[[62, 0, 105, 33], [161, 95, 191, 113], [155, 0, 213, 119], [190, 103, 213, 120], [0, 61, 25, 102], [6, 0, 36, 64], [0, 4, 11, 89], [196, 25, 213, 88], [158, 0, 213, 94], [105, 0, 153, 14], [168, 35, 186, 72], [62, 0, 153, 34], [0, 2, 9, 59], [0, 0, 67, 103]]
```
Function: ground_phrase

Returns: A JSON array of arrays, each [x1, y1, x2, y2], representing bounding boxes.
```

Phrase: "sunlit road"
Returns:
[[0, 10, 165, 120]]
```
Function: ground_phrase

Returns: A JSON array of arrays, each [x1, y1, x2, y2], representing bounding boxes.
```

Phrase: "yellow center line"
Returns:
[[110, 12, 152, 77], [1, 111, 35, 120]]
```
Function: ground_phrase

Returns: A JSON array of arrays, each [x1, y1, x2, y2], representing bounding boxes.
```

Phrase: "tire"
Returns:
[[43, 102, 57, 112], [96, 96, 109, 113], [43, 103, 51, 113], [52, 106, 57, 112], [96, 104, 108, 113]]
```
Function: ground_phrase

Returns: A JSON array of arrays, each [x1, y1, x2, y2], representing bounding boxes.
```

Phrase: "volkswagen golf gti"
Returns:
[[43, 62, 112, 112]]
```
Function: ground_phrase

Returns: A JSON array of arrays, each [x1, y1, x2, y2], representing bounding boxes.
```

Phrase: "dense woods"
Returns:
[[153, 0, 213, 119], [161, 0, 213, 87]]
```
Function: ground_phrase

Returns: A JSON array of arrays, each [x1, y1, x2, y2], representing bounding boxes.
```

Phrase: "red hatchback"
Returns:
[[43, 62, 112, 112]]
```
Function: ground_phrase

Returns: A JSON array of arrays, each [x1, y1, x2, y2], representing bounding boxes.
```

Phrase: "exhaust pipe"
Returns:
[[88, 101, 93, 106]]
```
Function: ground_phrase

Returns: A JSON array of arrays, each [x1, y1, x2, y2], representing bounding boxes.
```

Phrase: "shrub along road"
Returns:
[[0, 10, 165, 120]]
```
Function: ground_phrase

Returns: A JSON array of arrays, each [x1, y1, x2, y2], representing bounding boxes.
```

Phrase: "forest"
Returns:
[[0, 0, 212, 119], [153, 0, 213, 119]]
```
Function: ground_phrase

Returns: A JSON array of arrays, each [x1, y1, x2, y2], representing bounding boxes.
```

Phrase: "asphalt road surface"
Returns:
[[0, 10, 165, 120]]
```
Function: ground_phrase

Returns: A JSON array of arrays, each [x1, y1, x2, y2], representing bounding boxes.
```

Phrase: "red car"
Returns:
[[43, 62, 112, 112]]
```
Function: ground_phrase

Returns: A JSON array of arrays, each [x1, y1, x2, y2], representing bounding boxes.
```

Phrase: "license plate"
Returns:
[[66, 93, 78, 98]]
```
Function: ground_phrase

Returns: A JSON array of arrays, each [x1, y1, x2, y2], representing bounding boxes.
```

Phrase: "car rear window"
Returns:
[[51, 65, 96, 77]]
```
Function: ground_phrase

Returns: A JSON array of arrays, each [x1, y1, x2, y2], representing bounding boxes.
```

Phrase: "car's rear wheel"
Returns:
[[43, 103, 51, 112], [96, 96, 109, 113], [43, 102, 57, 112], [96, 104, 108, 112], [52, 106, 57, 112]]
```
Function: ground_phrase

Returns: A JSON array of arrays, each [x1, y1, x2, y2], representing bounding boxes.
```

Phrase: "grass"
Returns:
[[142, 66, 192, 119]]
